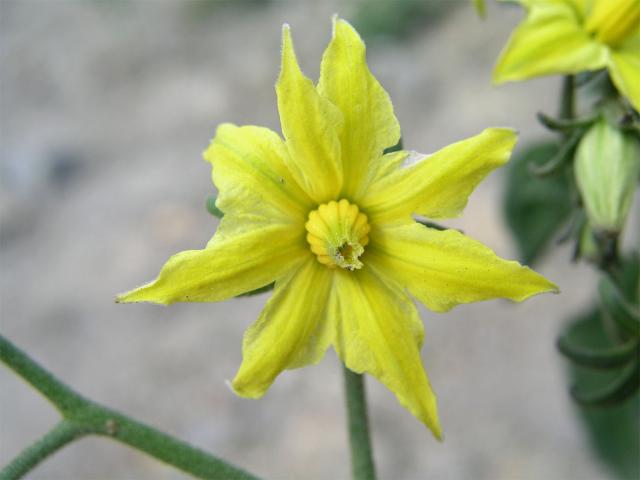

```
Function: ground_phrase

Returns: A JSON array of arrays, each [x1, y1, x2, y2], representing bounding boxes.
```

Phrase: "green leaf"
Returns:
[[537, 112, 598, 133], [503, 142, 573, 264], [562, 308, 640, 479], [351, 0, 457, 42]]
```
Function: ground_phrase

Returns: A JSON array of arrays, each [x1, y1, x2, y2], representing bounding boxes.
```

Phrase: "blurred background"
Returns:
[[0, 1, 636, 478]]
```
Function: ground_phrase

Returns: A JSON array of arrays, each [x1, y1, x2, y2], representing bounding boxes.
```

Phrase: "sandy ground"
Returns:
[[0, 1, 622, 478]]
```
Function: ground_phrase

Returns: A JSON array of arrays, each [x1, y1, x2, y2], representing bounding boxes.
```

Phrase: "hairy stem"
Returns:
[[0, 334, 259, 480], [0, 421, 85, 480], [343, 366, 376, 480]]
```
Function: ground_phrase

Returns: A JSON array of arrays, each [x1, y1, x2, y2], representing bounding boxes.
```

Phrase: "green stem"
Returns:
[[0, 421, 85, 480], [0, 335, 259, 480], [343, 366, 376, 480], [560, 75, 575, 120]]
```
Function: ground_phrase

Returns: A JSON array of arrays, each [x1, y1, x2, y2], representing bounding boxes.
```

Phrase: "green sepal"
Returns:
[[238, 283, 274, 297], [574, 69, 608, 88], [528, 129, 581, 177], [557, 335, 638, 369], [383, 137, 403, 155], [571, 360, 640, 407], [618, 118, 640, 135], [415, 218, 456, 232], [537, 112, 598, 133], [599, 277, 640, 337], [618, 101, 640, 134], [206, 195, 224, 218]]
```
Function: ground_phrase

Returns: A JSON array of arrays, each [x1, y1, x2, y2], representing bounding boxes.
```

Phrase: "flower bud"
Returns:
[[575, 117, 640, 234]]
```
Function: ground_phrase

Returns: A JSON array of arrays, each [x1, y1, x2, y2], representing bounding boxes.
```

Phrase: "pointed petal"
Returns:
[[493, 2, 608, 83], [116, 219, 307, 305], [361, 128, 517, 222], [204, 123, 312, 221], [510, 0, 587, 12], [232, 259, 334, 398], [609, 35, 640, 112], [276, 24, 343, 204], [318, 17, 401, 198], [373, 149, 410, 181], [369, 222, 558, 313], [330, 267, 441, 438]]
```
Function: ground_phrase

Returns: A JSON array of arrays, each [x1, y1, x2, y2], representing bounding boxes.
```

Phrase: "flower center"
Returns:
[[305, 199, 370, 271], [585, 0, 640, 47]]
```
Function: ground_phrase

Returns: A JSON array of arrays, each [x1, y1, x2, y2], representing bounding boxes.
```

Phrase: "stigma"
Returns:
[[586, 0, 640, 47], [305, 199, 370, 271]]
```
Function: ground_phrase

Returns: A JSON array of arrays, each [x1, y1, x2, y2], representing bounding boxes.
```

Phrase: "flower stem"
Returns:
[[560, 75, 575, 120], [343, 365, 376, 480], [0, 420, 85, 480], [0, 334, 259, 480]]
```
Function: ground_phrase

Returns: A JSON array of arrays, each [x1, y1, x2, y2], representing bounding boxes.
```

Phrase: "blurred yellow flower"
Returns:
[[118, 17, 557, 439], [494, 0, 640, 111]]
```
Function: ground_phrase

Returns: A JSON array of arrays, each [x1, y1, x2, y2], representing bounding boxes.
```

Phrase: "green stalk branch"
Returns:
[[343, 366, 376, 480], [0, 334, 259, 480], [0, 420, 85, 480]]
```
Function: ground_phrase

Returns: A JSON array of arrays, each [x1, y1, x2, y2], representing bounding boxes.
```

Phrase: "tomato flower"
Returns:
[[494, 0, 640, 111], [118, 17, 557, 439]]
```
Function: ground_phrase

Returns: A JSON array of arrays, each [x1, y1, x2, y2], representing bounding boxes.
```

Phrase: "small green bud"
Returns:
[[575, 117, 640, 234]]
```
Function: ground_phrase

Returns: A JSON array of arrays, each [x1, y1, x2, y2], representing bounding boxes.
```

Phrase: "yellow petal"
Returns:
[[493, 1, 608, 83], [567, 0, 588, 14], [317, 17, 401, 199], [514, 0, 587, 12], [361, 128, 517, 222], [330, 267, 441, 438], [204, 123, 312, 221], [276, 24, 343, 204], [116, 219, 307, 305], [373, 150, 410, 181], [609, 34, 640, 112], [232, 259, 334, 398], [585, 0, 640, 47], [369, 222, 558, 313]]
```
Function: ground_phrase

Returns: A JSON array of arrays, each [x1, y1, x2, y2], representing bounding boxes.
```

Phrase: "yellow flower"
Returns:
[[118, 17, 557, 439], [494, 0, 640, 111]]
